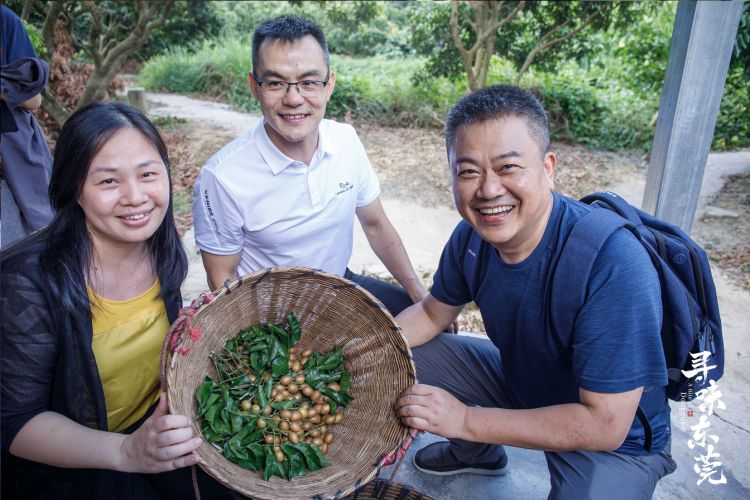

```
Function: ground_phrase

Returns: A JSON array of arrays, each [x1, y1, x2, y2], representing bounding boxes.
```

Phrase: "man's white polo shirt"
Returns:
[[192, 118, 380, 277]]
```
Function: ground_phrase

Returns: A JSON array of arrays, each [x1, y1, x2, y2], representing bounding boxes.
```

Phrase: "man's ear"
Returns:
[[248, 73, 261, 101], [544, 151, 556, 190], [325, 71, 336, 102]]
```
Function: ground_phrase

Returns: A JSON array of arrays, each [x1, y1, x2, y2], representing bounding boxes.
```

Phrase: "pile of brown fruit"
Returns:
[[195, 313, 352, 480]]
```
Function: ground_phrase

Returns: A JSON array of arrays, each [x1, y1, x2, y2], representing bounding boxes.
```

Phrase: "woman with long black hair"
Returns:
[[1, 102, 235, 499]]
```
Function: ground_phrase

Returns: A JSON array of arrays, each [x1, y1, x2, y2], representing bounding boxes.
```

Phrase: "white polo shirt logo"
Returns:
[[336, 181, 353, 196]]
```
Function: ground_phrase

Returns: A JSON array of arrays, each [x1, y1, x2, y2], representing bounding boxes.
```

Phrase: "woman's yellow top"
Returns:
[[88, 280, 168, 432]]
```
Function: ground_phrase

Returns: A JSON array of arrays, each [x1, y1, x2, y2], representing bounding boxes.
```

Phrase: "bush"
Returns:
[[140, 37, 257, 113], [713, 66, 750, 150]]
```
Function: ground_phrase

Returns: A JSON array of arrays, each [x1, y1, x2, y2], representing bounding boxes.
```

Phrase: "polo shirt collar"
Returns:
[[255, 118, 337, 175]]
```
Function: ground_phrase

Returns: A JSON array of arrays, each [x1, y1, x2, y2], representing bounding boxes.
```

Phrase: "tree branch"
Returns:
[[77, 0, 174, 106], [21, 0, 33, 21], [452, 0, 525, 90], [513, 9, 597, 85], [42, 89, 70, 127], [41, 0, 65, 54]]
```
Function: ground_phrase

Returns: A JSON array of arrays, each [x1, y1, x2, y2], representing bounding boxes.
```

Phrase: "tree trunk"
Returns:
[[512, 10, 597, 86], [76, 1, 174, 109], [450, 0, 525, 91], [42, 89, 70, 126]]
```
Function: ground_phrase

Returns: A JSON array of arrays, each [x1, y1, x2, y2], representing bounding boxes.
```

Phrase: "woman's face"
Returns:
[[78, 128, 170, 249]]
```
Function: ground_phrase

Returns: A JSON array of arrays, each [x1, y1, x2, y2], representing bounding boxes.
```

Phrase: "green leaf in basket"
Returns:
[[282, 443, 307, 477], [319, 347, 344, 372], [260, 377, 273, 408], [230, 413, 244, 435], [195, 378, 213, 407], [225, 339, 237, 353], [204, 399, 222, 426], [271, 399, 298, 410], [247, 442, 265, 467], [250, 351, 261, 373], [264, 446, 279, 481], [303, 368, 322, 386], [201, 425, 224, 444], [228, 455, 260, 471], [340, 371, 351, 393], [286, 312, 301, 345], [268, 323, 289, 350], [195, 379, 220, 419], [209, 410, 231, 436], [292, 442, 329, 470], [305, 352, 323, 370], [269, 335, 289, 377], [225, 438, 249, 460], [242, 429, 262, 448], [249, 339, 269, 353], [319, 386, 352, 408], [310, 443, 330, 468]]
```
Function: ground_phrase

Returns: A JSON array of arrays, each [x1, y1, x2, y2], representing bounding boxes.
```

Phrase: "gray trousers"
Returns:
[[412, 334, 677, 500]]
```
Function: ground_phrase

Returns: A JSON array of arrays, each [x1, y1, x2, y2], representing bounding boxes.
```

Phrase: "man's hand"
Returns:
[[394, 384, 469, 440], [119, 393, 201, 473]]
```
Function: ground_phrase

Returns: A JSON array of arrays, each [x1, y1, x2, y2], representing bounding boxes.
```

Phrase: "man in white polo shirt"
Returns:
[[192, 15, 426, 314]]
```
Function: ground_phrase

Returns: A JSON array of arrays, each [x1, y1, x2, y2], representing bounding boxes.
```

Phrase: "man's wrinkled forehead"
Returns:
[[448, 114, 548, 158]]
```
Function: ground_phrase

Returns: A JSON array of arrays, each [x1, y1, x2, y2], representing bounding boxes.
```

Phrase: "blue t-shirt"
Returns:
[[1, 5, 37, 66], [431, 192, 671, 455]]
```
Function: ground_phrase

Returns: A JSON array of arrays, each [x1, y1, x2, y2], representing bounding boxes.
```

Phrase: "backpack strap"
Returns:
[[553, 206, 655, 452], [580, 191, 642, 225], [553, 207, 630, 344]]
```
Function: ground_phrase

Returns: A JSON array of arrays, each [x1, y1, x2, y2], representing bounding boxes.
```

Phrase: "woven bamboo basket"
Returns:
[[162, 267, 416, 499]]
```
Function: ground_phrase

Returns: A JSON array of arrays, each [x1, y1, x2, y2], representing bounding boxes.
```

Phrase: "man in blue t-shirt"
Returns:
[[394, 85, 676, 498]]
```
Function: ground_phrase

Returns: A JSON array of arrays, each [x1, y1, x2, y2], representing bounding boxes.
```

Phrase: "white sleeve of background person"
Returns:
[[192, 165, 245, 255]]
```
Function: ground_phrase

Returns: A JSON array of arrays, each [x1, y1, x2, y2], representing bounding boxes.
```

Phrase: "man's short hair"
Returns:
[[445, 85, 551, 157], [252, 15, 330, 75]]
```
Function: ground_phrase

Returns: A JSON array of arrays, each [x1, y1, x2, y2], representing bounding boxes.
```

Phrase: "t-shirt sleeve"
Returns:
[[350, 127, 380, 208], [572, 229, 668, 393], [430, 222, 473, 307], [191, 168, 245, 255]]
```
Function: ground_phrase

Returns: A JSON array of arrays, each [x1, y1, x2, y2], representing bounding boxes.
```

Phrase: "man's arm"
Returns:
[[355, 198, 427, 304], [395, 384, 642, 452], [200, 251, 241, 291], [396, 293, 463, 347]]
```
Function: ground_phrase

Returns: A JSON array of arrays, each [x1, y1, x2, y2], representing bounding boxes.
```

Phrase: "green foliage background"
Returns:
[[134, 1, 747, 151]]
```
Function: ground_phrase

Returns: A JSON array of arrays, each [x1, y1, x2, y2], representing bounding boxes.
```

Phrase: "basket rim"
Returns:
[[160, 266, 417, 499]]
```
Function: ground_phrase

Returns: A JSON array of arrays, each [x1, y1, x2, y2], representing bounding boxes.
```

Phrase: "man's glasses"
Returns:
[[252, 73, 330, 98]]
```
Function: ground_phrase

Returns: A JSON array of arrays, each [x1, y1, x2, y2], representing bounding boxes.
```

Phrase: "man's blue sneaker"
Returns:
[[413, 441, 509, 476]]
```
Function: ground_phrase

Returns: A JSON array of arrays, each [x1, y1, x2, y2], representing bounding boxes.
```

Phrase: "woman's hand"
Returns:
[[118, 393, 202, 473]]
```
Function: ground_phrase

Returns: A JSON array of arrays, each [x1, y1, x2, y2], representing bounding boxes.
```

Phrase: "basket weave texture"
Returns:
[[342, 478, 435, 500], [162, 267, 416, 499]]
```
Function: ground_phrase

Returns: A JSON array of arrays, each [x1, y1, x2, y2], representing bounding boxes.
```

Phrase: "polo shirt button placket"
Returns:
[[307, 168, 320, 207]]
